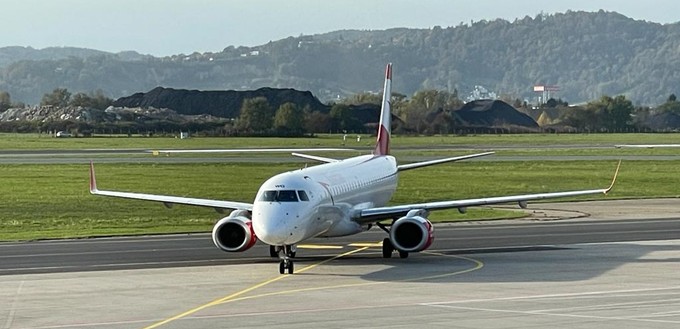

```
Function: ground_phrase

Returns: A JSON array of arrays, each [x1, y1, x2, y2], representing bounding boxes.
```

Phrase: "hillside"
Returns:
[[1, 10, 679, 105]]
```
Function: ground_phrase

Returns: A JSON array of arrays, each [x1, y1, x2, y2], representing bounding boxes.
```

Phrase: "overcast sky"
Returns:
[[2, 0, 678, 56]]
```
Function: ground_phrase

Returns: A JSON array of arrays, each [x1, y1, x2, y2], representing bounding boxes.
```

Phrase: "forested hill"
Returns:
[[1, 10, 679, 105]]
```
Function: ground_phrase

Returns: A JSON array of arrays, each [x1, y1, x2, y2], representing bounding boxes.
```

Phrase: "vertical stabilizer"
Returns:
[[374, 63, 392, 156]]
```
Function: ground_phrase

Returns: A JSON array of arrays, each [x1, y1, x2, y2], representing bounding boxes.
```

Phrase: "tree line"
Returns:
[[2, 87, 680, 136]]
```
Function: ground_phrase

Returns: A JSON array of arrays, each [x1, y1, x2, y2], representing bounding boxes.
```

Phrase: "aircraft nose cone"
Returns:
[[253, 208, 300, 245], [254, 221, 291, 245]]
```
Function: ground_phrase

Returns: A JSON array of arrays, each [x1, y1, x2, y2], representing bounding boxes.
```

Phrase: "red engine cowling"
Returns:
[[211, 210, 257, 252], [389, 215, 434, 253]]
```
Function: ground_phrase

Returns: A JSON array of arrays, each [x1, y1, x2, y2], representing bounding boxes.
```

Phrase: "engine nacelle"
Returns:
[[389, 214, 434, 253], [211, 209, 257, 252]]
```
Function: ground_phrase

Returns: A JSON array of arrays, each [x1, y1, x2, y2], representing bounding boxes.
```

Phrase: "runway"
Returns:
[[2, 148, 680, 164], [1, 200, 680, 328]]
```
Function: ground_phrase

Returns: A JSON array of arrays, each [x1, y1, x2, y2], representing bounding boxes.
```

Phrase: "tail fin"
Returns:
[[373, 63, 392, 156]]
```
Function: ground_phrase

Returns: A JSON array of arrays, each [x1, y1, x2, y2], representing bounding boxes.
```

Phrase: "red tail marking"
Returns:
[[374, 124, 390, 156]]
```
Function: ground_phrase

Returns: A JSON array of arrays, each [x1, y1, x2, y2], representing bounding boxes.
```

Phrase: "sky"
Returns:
[[2, 0, 678, 56]]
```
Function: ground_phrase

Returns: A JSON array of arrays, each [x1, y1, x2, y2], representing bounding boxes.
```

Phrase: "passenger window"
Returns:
[[297, 190, 309, 201]]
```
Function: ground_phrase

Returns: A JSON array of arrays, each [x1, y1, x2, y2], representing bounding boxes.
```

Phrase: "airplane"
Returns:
[[89, 63, 620, 274]]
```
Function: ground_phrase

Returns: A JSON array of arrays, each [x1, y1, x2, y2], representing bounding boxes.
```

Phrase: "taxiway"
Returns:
[[1, 200, 679, 328]]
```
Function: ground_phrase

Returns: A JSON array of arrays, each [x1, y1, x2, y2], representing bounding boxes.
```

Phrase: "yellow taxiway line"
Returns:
[[142, 245, 484, 329]]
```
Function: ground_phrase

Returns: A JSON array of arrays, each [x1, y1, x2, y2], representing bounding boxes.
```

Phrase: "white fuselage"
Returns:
[[251, 154, 398, 246]]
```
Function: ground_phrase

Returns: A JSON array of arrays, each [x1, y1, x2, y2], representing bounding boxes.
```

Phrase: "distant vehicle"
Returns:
[[55, 131, 71, 138]]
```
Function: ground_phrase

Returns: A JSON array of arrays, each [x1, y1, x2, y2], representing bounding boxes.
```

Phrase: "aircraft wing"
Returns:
[[397, 151, 494, 171], [89, 162, 253, 212], [356, 160, 620, 223]]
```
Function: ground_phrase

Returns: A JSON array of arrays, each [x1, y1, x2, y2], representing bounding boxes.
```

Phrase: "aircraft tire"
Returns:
[[382, 238, 394, 258]]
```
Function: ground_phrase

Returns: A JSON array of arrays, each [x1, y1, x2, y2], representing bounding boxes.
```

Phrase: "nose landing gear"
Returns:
[[272, 245, 296, 274], [279, 257, 294, 274]]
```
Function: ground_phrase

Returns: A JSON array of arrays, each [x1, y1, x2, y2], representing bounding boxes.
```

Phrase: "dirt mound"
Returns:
[[112, 87, 328, 118], [454, 100, 538, 128]]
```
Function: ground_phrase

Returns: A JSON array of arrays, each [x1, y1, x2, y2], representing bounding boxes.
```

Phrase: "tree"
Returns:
[[304, 110, 331, 134], [342, 92, 382, 105], [70, 93, 93, 108], [40, 88, 71, 108], [585, 95, 634, 131], [0, 91, 11, 112], [558, 105, 599, 131], [402, 89, 463, 133], [428, 111, 454, 134], [657, 94, 680, 114], [273, 102, 305, 135], [237, 97, 274, 133], [329, 103, 362, 132], [69, 90, 113, 109]]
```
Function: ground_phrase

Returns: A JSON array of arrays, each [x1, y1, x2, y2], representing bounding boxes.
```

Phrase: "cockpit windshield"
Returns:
[[259, 190, 299, 202]]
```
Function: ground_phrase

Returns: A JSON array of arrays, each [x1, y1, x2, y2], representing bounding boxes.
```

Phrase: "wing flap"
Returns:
[[89, 162, 253, 211]]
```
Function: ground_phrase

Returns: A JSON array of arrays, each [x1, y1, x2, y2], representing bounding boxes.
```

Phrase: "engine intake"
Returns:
[[211, 209, 257, 252], [389, 214, 434, 253]]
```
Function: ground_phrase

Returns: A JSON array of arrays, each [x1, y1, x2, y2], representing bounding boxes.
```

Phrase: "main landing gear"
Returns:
[[377, 222, 408, 259], [381, 238, 408, 259], [270, 245, 296, 274]]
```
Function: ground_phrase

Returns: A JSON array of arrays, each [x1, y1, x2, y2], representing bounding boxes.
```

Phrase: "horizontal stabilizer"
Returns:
[[148, 148, 352, 155], [397, 151, 494, 171], [291, 153, 340, 163]]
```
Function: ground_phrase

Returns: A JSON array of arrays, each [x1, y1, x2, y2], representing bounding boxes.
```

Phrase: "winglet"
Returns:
[[89, 161, 98, 193], [373, 63, 392, 156], [604, 160, 622, 194]]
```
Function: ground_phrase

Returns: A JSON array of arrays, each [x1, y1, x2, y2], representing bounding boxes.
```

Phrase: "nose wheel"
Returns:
[[279, 258, 294, 274], [277, 245, 296, 274]]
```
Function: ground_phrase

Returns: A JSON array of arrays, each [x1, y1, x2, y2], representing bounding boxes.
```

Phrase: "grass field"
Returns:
[[2, 132, 680, 241], [1, 158, 678, 241]]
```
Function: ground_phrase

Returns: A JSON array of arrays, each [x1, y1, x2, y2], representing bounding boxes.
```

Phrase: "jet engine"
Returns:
[[211, 209, 257, 252], [389, 210, 434, 253]]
